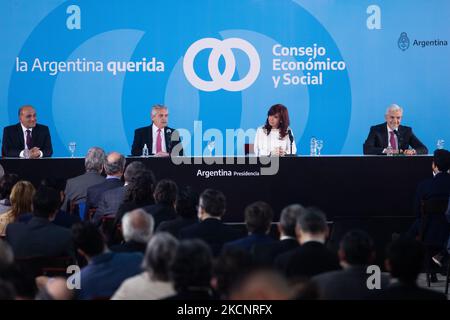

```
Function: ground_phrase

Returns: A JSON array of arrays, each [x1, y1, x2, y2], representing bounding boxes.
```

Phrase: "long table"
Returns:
[[0, 156, 432, 222]]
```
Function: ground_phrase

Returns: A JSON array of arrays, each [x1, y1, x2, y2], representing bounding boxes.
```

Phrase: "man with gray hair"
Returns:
[[110, 208, 154, 254], [85, 152, 125, 218], [93, 161, 147, 223], [131, 104, 183, 157], [252, 204, 306, 266], [61, 147, 106, 211], [363, 104, 428, 155]]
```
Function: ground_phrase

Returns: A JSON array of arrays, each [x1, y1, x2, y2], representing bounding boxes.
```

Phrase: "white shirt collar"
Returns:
[[21, 123, 32, 133], [152, 123, 164, 134]]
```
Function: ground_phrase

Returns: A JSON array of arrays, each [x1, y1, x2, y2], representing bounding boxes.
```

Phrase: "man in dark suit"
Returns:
[[131, 104, 183, 157], [223, 201, 275, 253], [363, 104, 428, 155], [5, 186, 73, 259], [252, 204, 305, 266], [143, 179, 178, 229], [312, 230, 390, 300], [84, 152, 125, 219], [61, 147, 106, 211], [179, 189, 243, 257], [2, 105, 53, 158], [275, 208, 340, 281]]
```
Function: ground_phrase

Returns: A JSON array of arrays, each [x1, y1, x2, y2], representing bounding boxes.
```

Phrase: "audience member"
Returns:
[[0, 174, 19, 214], [143, 179, 178, 229]]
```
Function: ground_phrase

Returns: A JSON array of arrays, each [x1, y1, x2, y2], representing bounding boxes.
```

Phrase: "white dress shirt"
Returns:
[[253, 127, 297, 156], [386, 124, 398, 149], [19, 124, 43, 158], [151, 124, 167, 154]]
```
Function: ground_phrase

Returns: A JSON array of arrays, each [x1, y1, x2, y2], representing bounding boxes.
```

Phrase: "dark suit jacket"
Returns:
[[130, 125, 183, 156], [61, 171, 105, 211], [363, 122, 428, 155], [2, 123, 53, 157], [156, 217, 198, 238], [85, 178, 123, 217], [223, 234, 275, 253], [275, 241, 341, 280], [252, 238, 299, 266], [109, 240, 147, 254], [312, 266, 391, 300], [142, 203, 177, 229], [93, 186, 126, 223], [179, 218, 243, 256], [5, 216, 73, 258]]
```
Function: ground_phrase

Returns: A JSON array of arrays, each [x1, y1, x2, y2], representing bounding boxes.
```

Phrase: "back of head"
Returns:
[[199, 189, 226, 217], [153, 179, 178, 205], [244, 201, 273, 234], [386, 238, 424, 284], [280, 204, 306, 237], [339, 230, 375, 266], [297, 207, 327, 235], [175, 186, 199, 219], [0, 174, 19, 200], [229, 269, 292, 300], [33, 186, 60, 219], [121, 209, 154, 243], [104, 152, 126, 176], [72, 222, 105, 257], [433, 148, 450, 172], [124, 170, 156, 202], [123, 161, 147, 183], [143, 232, 179, 281], [40, 177, 66, 194], [84, 147, 106, 173], [9, 180, 35, 218], [169, 239, 213, 291]]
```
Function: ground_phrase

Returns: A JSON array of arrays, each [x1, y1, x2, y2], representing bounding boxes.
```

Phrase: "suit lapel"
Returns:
[[16, 123, 25, 150], [148, 125, 153, 153], [381, 123, 388, 148]]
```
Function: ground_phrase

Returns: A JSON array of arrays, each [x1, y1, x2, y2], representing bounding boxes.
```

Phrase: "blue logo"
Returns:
[[398, 32, 410, 51]]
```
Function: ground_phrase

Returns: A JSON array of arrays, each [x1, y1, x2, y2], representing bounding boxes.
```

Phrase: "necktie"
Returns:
[[25, 129, 32, 149], [389, 131, 397, 150], [156, 128, 162, 153]]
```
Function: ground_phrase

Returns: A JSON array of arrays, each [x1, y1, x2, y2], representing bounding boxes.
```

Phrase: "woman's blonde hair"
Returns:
[[9, 181, 35, 220]]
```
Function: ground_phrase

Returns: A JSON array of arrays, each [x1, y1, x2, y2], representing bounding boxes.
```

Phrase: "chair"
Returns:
[[15, 256, 76, 278], [244, 143, 254, 155]]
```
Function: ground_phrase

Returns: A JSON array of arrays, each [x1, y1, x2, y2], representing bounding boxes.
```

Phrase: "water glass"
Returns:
[[68, 142, 76, 158], [316, 140, 324, 156], [437, 139, 445, 150]]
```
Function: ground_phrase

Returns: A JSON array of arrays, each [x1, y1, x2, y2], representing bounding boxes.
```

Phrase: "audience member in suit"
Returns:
[[114, 170, 156, 227], [407, 149, 450, 273], [275, 207, 340, 282], [211, 247, 255, 300], [61, 147, 105, 211], [6, 186, 74, 259], [69, 222, 142, 300], [312, 230, 390, 300], [252, 204, 305, 266], [165, 239, 215, 300], [0, 181, 35, 236], [110, 209, 154, 254], [0, 174, 19, 215], [143, 179, 178, 229], [223, 201, 275, 253], [94, 161, 147, 223], [157, 186, 199, 237], [178, 189, 243, 257], [2, 105, 53, 158], [84, 152, 125, 218], [229, 269, 293, 300], [363, 104, 428, 155], [112, 232, 177, 300], [131, 104, 183, 157], [372, 238, 446, 300]]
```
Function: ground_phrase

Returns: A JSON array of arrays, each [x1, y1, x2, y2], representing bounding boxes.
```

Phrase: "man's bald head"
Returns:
[[104, 152, 126, 176], [18, 105, 37, 129]]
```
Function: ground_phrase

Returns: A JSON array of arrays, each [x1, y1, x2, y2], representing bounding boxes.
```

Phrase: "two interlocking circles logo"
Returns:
[[183, 38, 261, 92]]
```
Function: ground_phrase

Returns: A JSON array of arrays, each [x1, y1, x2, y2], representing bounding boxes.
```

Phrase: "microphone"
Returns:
[[288, 129, 294, 155]]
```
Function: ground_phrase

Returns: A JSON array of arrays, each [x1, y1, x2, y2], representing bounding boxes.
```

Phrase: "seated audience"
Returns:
[[0, 181, 35, 236], [275, 207, 340, 281], [252, 204, 305, 266], [112, 232, 178, 300], [69, 222, 142, 300], [0, 174, 19, 214], [312, 230, 390, 299], [110, 209, 154, 254], [143, 179, 178, 229], [223, 201, 275, 252], [179, 189, 242, 256], [5, 186, 74, 259], [156, 186, 199, 237]]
